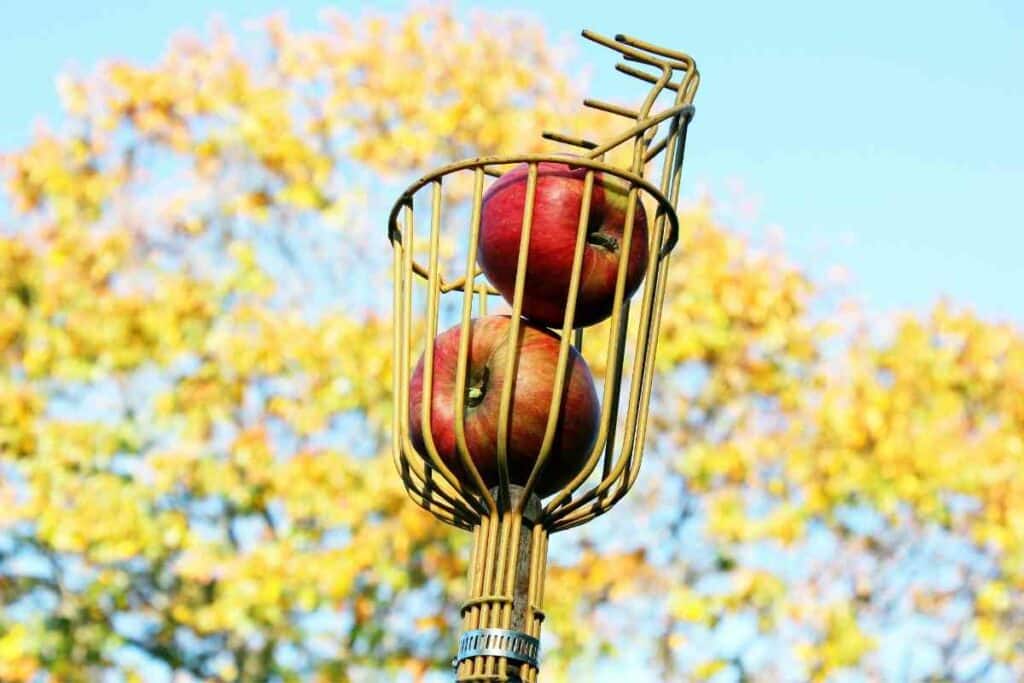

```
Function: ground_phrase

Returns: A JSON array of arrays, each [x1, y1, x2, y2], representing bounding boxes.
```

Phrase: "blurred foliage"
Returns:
[[1, 3, 1023, 682]]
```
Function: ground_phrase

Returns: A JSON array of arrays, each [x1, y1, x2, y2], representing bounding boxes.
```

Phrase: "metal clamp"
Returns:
[[454, 628, 540, 669]]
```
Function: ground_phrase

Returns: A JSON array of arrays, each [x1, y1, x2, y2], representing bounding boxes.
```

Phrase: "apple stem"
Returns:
[[586, 232, 619, 253], [466, 367, 489, 407]]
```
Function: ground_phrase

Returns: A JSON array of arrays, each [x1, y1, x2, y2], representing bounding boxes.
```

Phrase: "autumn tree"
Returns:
[[1, 5, 1023, 682]]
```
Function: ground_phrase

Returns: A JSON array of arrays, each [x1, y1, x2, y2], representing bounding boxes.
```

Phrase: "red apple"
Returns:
[[478, 161, 649, 328], [408, 315, 600, 497]]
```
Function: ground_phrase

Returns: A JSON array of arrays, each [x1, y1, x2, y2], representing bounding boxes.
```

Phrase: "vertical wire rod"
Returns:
[[495, 163, 539, 509], [453, 168, 499, 512], [518, 168, 595, 504]]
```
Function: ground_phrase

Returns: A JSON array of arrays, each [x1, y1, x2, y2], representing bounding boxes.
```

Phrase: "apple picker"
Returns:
[[388, 31, 699, 681]]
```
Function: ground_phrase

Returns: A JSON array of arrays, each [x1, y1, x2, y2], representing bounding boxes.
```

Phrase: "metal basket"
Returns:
[[388, 31, 699, 682]]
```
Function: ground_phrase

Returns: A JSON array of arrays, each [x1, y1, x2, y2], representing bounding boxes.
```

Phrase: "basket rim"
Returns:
[[386, 149, 685, 261]]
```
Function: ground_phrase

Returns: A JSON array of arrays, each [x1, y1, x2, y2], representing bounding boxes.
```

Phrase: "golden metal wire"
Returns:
[[388, 30, 699, 681]]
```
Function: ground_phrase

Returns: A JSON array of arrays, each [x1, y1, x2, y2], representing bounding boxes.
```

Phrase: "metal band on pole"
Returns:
[[455, 628, 541, 669]]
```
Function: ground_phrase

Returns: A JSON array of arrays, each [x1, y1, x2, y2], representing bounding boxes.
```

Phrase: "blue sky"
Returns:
[[2, 1, 1022, 323], [4, 0, 1024, 325]]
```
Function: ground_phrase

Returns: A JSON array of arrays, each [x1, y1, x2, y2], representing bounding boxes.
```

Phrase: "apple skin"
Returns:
[[478, 161, 649, 328], [408, 315, 600, 497]]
